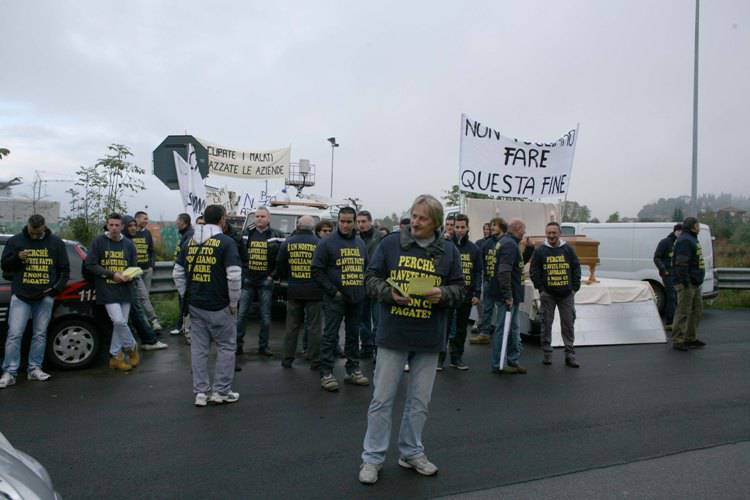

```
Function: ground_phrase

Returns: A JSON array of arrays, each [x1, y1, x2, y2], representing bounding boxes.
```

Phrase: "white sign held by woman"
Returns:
[[174, 144, 207, 218], [459, 114, 578, 199]]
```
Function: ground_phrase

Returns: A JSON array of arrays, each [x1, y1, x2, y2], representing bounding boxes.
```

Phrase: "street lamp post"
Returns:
[[327, 137, 339, 198], [690, 0, 700, 217]]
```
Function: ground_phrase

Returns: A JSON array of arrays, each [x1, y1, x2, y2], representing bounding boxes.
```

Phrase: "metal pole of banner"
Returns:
[[499, 306, 512, 370], [689, 0, 700, 217]]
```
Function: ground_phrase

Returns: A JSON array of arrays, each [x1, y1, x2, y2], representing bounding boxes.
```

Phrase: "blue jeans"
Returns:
[[104, 302, 136, 355], [2, 295, 54, 375], [236, 278, 273, 350], [320, 296, 361, 375], [362, 347, 439, 464], [129, 278, 157, 345], [358, 297, 379, 353], [480, 281, 495, 337], [663, 275, 676, 325], [491, 302, 521, 368]]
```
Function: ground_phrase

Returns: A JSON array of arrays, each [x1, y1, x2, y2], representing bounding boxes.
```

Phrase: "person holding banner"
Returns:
[[358, 194, 465, 484], [530, 222, 581, 367], [490, 219, 527, 374]]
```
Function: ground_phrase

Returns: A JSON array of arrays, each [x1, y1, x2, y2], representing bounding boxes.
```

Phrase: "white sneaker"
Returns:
[[169, 328, 181, 336], [398, 454, 438, 476], [194, 393, 208, 407], [151, 319, 163, 331], [28, 368, 51, 381], [141, 341, 168, 351], [359, 463, 382, 484], [209, 391, 240, 404], [0, 372, 16, 388]]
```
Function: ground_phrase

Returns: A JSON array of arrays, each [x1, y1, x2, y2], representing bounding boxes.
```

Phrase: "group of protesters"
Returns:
[[0, 194, 708, 485]]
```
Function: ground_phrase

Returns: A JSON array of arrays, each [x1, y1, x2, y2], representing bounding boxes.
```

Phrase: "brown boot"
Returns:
[[127, 346, 140, 368], [109, 352, 132, 371]]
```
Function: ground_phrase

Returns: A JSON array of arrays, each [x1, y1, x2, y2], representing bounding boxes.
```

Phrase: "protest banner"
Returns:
[[174, 143, 208, 218], [459, 114, 578, 199], [199, 139, 290, 180]]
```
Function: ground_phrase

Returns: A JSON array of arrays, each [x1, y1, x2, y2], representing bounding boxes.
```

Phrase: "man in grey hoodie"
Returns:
[[173, 205, 242, 406]]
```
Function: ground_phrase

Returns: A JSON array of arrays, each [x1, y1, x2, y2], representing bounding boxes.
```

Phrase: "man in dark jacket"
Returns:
[[132, 211, 161, 330], [442, 213, 481, 370], [653, 223, 682, 329], [530, 221, 582, 367], [671, 217, 705, 351], [356, 210, 382, 359], [358, 195, 465, 485], [276, 216, 323, 369], [123, 216, 167, 351], [0, 215, 69, 388], [85, 213, 140, 372], [171, 213, 194, 336], [490, 219, 527, 374], [236, 207, 284, 356], [312, 207, 370, 391], [471, 217, 507, 345]]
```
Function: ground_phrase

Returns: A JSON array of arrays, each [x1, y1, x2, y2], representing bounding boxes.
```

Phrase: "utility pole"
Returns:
[[690, 0, 700, 217]]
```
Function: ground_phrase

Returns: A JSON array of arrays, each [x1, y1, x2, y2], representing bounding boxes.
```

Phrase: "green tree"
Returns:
[[97, 144, 145, 215], [672, 207, 684, 222], [561, 200, 592, 222], [441, 184, 495, 208], [607, 211, 620, 223]]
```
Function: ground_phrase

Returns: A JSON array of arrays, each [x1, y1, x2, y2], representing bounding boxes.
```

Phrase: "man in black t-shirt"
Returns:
[[174, 205, 242, 406]]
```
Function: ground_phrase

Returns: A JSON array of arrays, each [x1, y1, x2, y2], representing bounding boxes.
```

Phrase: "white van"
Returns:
[[560, 222, 718, 312]]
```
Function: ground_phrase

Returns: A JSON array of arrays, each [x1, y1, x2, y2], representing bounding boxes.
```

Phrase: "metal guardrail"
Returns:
[[152, 263, 750, 293], [151, 261, 177, 294], [715, 268, 750, 290]]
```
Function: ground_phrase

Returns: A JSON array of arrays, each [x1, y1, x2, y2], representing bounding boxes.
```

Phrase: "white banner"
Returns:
[[174, 144, 208, 218], [199, 139, 290, 179], [459, 114, 578, 199]]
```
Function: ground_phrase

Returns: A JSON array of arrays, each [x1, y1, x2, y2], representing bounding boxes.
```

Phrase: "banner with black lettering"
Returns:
[[174, 143, 207, 218], [459, 114, 578, 199], [199, 139, 290, 179]]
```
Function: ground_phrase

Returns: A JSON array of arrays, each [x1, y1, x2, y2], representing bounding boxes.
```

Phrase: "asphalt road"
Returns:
[[1, 309, 749, 499]]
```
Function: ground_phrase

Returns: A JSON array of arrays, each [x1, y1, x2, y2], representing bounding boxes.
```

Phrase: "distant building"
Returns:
[[0, 198, 60, 224], [717, 206, 749, 222]]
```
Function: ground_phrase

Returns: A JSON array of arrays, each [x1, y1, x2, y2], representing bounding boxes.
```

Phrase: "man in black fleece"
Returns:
[[132, 211, 161, 331], [441, 213, 481, 370], [236, 207, 284, 356], [490, 219, 527, 374], [275, 215, 323, 369], [171, 213, 195, 336], [530, 221, 581, 367], [312, 206, 369, 391], [653, 223, 682, 329], [356, 210, 382, 359], [358, 194, 464, 484], [671, 217, 705, 351], [0, 215, 69, 388], [85, 213, 140, 372]]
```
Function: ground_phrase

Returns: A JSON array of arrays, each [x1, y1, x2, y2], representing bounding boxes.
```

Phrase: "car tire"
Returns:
[[46, 318, 101, 370], [647, 280, 665, 316]]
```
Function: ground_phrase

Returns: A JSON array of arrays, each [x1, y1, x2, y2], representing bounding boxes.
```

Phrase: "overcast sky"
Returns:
[[1, 0, 748, 221]]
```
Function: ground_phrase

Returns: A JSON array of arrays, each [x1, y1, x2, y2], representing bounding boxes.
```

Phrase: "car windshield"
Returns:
[[245, 213, 321, 237]]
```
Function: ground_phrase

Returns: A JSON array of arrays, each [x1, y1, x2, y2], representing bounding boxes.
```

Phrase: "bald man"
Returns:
[[275, 216, 324, 369]]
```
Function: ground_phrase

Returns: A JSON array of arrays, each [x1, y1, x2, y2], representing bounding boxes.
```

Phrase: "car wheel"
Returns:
[[46, 319, 101, 370], [647, 280, 665, 316]]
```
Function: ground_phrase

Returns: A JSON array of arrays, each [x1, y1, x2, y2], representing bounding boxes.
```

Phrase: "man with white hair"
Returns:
[[275, 215, 323, 369], [237, 206, 285, 356], [490, 218, 527, 374]]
